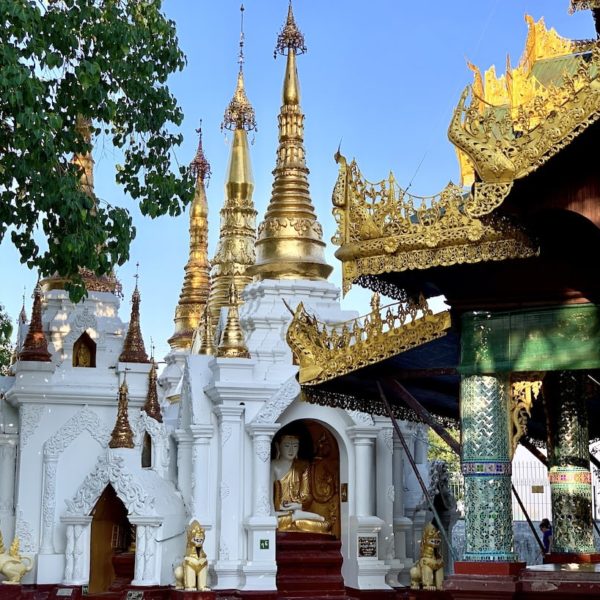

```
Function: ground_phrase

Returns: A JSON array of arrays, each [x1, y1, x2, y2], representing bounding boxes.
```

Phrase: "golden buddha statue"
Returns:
[[271, 435, 331, 534]]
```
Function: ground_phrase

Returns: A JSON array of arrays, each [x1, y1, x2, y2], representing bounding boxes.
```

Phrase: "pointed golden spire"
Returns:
[[109, 380, 135, 448], [217, 283, 250, 359], [73, 115, 95, 200], [192, 308, 217, 355], [119, 270, 150, 363], [19, 282, 52, 362], [207, 4, 257, 330], [168, 125, 212, 350], [250, 2, 332, 282], [142, 361, 163, 422]]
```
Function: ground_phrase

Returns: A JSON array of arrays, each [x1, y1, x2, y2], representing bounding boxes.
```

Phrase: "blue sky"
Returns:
[[1, 1, 596, 360]]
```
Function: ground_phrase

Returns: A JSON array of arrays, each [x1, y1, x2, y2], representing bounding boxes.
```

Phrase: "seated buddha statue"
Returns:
[[271, 434, 331, 534]]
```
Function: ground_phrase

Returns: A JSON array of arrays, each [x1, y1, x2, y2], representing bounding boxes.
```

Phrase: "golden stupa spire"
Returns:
[[119, 268, 150, 363], [73, 115, 95, 200], [168, 125, 212, 350], [217, 282, 250, 359], [142, 360, 163, 422], [192, 308, 217, 355], [109, 379, 135, 448], [19, 282, 52, 362], [249, 1, 332, 281], [207, 4, 257, 329]]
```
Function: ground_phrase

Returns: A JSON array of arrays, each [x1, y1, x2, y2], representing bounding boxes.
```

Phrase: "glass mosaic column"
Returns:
[[543, 370, 595, 554], [461, 373, 517, 561]]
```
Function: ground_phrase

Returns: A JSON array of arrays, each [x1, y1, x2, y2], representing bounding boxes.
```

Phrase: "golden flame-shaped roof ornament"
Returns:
[[250, 1, 332, 281], [207, 4, 257, 331], [142, 361, 163, 422], [217, 282, 250, 359], [119, 269, 150, 363], [109, 379, 135, 448], [168, 125, 212, 350], [19, 282, 52, 362]]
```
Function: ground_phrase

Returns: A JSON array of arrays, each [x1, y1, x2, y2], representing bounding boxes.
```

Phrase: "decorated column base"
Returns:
[[242, 517, 278, 590]]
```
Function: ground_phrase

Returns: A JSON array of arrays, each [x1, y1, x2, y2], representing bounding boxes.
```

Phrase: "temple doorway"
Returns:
[[272, 419, 341, 539], [88, 485, 133, 593]]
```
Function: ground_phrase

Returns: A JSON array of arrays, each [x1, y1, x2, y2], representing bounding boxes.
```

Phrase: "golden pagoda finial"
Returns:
[[73, 115, 95, 200], [217, 283, 250, 359], [142, 361, 163, 422], [207, 5, 257, 333], [168, 124, 212, 350], [193, 308, 217, 355], [19, 282, 52, 362], [109, 378, 135, 448], [249, 2, 332, 282], [119, 267, 150, 363]]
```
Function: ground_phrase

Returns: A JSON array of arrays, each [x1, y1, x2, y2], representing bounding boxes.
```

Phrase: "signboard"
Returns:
[[126, 592, 144, 600], [56, 590, 73, 597], [358, 536, 377, 557], [260, 539, 269, 550]]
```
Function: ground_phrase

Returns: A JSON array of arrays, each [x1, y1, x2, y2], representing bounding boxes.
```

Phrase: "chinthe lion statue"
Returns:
[[174, 520, 210, 591], [0, 533, 34, 585], [410, 522, 444, 591]]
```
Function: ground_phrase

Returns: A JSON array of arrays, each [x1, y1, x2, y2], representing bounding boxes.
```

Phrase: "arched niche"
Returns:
[[73, 331, 96, 368], [141, 432, 152, 469]]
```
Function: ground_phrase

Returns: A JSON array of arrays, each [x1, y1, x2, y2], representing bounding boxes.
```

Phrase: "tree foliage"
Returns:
[[1, 0, 194, 301], [427, 426, 460, 476], [0, 305, 13, 375]]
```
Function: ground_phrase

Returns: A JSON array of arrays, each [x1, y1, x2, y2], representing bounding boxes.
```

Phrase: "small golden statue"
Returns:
[[410, 522, 444, 591], [174, 520, 210, 591], [271, 434, 331, 534], [0, 533, 34, 585]]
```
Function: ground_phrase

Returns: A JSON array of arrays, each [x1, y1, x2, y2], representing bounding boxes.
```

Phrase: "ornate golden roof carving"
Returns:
[[570, 1, 600, 13], [169, 127, 212, 350], [451, 18, 600, 212], [109, 381, 135, 449], [217, 283, 250, 359], [19, 283, 52, 362], [119, 283, 150, 363], [250, 2, 332, 282], [287, 293, 451, 385], [331, 154, 538, 295]]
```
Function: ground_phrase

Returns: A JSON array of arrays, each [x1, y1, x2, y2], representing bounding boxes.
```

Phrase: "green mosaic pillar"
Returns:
[[543, 370, 595, 554], [460, 312, 516, 562]]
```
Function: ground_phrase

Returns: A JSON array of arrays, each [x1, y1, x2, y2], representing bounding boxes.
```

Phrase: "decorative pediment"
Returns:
[[251, 376, 300, 424]]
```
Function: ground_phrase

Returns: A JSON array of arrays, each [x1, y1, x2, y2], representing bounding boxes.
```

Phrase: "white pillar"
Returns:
[[243, 422, 280, 591], [374, 417, 402, 586], [0, 434, 17, 541], [130, 517, 161, 586], [213, 404, 245, 590], [174, 429, 193, 507], [61, 516, 92, 586], [346, 426, 390, 590], [190, 424, 214, 524], [40, 452, 59, 554]]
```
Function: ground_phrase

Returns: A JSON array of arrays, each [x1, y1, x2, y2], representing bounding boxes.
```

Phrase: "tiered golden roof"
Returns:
[[19, 283, 52, 362], [331, 154, 538, 295], [287, 293, 451, 385], [109, 380, 135, 449], [249, 2, 332, 281], [168, 127, 212, 350], [450, 16, 600, 215], [119, 283, 150, 363], [206, 12, 257, 332], [216, 283, 250, 359]]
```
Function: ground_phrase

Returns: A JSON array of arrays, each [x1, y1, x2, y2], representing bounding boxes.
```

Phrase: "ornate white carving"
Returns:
[[20, 404, 44, 447], [387, 485, 395, 504], [40, 458, 58, 553], [347, 409, 374, 426], [65, 452, 155, 516], [44, 406, 111, 457], [220, 423, 232, 446], [133, 411, 170, 469], [256, 485, 271, 517], [255, 439, 271, 463], [252, 377, 300, 424], [14, 509, 35, 552], [220, 482, 230, 500], [382, 428, 394, 455]]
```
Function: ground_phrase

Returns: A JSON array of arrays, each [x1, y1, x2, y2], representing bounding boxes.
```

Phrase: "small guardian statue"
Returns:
[[410, 522, 444, 591], [0, 532, 34, 585], [174, 520, 210, 591]]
